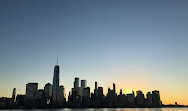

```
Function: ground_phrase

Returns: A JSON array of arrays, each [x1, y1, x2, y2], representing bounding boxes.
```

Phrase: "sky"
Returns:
[[0, 0, 188, 105]]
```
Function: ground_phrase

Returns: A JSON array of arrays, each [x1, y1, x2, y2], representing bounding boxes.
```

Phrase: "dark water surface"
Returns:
[[1, 108, 188, 111]]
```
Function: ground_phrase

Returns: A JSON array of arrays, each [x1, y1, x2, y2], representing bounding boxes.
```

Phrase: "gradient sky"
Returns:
[[0, 0, 188, 105]]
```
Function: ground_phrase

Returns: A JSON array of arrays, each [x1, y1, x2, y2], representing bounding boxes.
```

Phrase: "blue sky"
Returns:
[[0, 0, 188, 105]]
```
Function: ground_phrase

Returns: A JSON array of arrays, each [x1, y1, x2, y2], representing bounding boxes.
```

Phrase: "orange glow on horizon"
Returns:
[[122, 89, 137, 95]]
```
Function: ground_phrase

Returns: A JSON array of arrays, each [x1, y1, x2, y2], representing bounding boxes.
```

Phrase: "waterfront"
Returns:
[[1, 108, 188, 111]]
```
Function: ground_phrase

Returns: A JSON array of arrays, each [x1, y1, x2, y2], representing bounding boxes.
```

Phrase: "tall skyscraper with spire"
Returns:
[[52, 59, 60, 103]]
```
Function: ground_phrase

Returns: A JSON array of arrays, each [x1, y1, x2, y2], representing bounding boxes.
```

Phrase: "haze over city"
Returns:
[[0, 0, 188, 106]]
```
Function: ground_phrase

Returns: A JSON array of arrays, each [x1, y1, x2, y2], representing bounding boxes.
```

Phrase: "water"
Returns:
[[1, 108, 188, 111]]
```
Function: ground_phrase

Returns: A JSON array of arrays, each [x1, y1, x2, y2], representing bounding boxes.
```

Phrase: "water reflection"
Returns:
[[3, 108, 188, 111]]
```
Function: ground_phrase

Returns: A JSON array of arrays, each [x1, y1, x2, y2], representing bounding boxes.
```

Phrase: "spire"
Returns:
[[57, 57, 58, 65]]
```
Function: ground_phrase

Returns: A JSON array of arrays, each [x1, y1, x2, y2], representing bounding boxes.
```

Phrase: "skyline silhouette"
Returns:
[[0, 62, 187, 109], [0, 63, 171, 108], [0, 0, 188, 106]]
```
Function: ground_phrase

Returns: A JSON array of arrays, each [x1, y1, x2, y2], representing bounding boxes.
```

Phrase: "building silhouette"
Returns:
[[135, 90, 145, 106], [36, 89, 46, 108], [127, 91, 135, 105], [52, 64, 60, 103], [25, 83, 38, 108], [81, 80, 86, 88], [57, 85, 65, 107], [16, 95, 25, 107], [26, 83, 38, 100], [11, 88, 16, 103], [106, 83, 117, 107], [0, 61, 166, 108], [44, 83, 52, 104], [152, 90, 162, 107], [94, 82, 98, 100], [146, 92, 152, 106]]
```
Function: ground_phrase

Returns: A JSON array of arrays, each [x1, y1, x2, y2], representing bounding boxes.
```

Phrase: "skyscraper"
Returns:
[[120, 89, 122, 95], [57, 85, 65, 106], [81, 80, 86, 88], [146, 92, 152, 106], [25, 83, 38, 108], [94, 82, 98, 98], [95, 82, 97, 89], [79, 79, 86, 100], [135, 90, 145, 105], [52, 64, 60, 103], [74, 77, 79, 90], [152, 90, 161, 106], [44, 83, 52, 100], [113, 83, 116, 95], [12, 88, 16, 102], [98, 87, 104, 100], [72, 77, 80, 103], [26, 83, 38, 100]]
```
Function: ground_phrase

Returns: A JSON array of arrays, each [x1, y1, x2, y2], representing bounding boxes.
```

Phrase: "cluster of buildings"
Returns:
[[0, 63, 163, 109], [67, 77, 162, 108]]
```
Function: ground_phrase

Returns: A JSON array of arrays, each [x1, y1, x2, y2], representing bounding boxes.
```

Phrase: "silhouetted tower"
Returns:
[[81, 80, 86, 88], [132, 90, 135, 97], [94, 82, 98, 98], [95, 82, 97, 89], [152, 90, 161, 106], [136, 90, 145, 105], [98, 87, 104, 99], [120, 89, 122, 95], [44, 83, 52, 100], [57, 85, 65, 106], [26, 83, 38, 99], [52, 60, 60, 103], [146, 92, 152, 105], [12, 88, 16, 102], [113, 83, 116, 95], [74, 77, 79, 90], [108, 87, 110, 94]]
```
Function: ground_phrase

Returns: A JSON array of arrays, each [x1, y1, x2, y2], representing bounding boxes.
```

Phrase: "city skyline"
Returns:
[[1, 63, 164, 108], [0, 0, 188, 106], [0, 62, 187, 106]]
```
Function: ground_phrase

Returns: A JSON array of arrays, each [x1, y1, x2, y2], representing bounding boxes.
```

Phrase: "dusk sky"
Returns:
[[0, 0, 188, 105]]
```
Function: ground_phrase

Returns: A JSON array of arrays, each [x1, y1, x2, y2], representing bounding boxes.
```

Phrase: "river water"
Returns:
[[1, 108, 188, 111]]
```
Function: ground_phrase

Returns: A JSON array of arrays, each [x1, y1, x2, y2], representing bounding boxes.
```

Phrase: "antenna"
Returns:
[[57, 57, 58, 65]]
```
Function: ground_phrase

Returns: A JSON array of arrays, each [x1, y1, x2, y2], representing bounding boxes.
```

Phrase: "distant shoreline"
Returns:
[[0, 106, 188, 109]]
